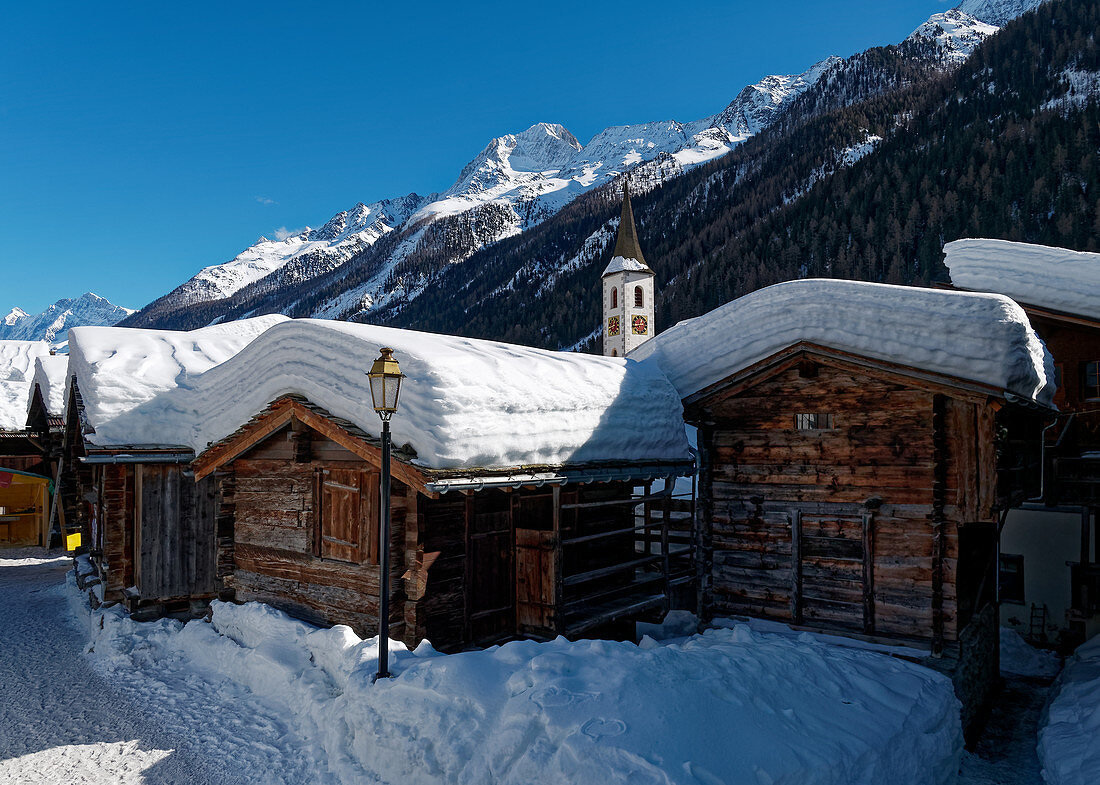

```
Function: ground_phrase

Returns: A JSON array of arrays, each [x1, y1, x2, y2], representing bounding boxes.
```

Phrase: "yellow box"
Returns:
[[65, 532, 81, 552]]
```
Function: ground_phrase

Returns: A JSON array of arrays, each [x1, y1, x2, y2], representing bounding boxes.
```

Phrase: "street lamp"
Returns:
[[368, 347, 404, 681]]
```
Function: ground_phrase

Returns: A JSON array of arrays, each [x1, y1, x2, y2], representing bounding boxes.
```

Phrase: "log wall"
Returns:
[[691, 360, 1000, 648], [224, 429, 408, 642]]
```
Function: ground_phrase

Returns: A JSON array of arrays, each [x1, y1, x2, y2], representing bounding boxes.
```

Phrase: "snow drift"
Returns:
[[0, 340, 52, 430], [153, 319, 690, 469], [944, 238, 1100, 322], [65, 315, 288, 446], [31, 354, 69, 416], [1038, 635, 1100, 785], [73, 588, 964, 785], [631, 278, 1056, 407]]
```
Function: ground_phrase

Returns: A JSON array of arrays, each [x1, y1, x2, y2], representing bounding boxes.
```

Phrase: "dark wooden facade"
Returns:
[[686, 342, 1030, 727], [61, 380, 219, 616], [193, 396, 693, 652]]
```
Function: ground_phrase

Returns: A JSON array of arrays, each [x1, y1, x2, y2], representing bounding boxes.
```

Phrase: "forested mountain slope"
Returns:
[[383, 0, 1097, 350]]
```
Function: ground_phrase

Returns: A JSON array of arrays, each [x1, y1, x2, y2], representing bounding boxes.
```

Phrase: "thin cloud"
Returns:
[[255, 196, 277, 206], [273, 226, 307, 241]]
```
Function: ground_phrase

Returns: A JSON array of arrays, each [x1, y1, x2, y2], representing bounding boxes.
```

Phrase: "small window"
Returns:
[[1084, 361, 1100, 400], [634, 286, 644, 307], [1000, 553, 1025, 604], [314, 468, 379, 564], [794, 413, 835, 430], [611, 287, 617, 309], [610, 348, 618, 357]]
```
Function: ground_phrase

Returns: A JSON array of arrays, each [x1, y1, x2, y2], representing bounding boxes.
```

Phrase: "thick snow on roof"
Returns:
[[172, 319, 690, 470], [944, 238, 1100, 321], [0, 340, 51, 430], [67, 315, 288, 446], [602, 256, 651, 277], [632, 278, 1055, 407], [31, 354, 69, 416]]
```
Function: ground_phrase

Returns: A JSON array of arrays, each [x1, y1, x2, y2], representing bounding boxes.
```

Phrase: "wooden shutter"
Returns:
[[316, 468, 379, 564]]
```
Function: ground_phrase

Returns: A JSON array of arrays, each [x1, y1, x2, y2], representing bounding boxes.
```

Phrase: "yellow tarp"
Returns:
[[0, 469, 51, 547]]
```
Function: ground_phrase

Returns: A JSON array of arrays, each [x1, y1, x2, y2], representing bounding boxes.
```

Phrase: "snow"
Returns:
[[631, 278, 1056, 407], [65, 315, 288, 447], [31, 353, 69, 415], [1038, 635, 1100, 785], [0, 339, 52, 430], [955, 0, 1046, 27], [70, 585, 964, 785], [908, 9, 998, 62], [999, 627, 1061, 678], [944, 238, 1100, 322], [0, 293, 134, 344], [602, 255, 651, 276], [152, 319, 691, 470]]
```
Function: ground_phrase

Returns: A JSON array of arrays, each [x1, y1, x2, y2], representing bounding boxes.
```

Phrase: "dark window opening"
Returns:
[[1084, 361, 1100, 400], [634, 286, 643, 307], [999, 553, 1025, 604], [794, 413, 835, 430], [611, 287, 617, 309]]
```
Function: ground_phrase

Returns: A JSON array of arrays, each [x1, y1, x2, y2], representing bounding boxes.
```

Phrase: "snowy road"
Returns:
[[0, 549, 316, 784]]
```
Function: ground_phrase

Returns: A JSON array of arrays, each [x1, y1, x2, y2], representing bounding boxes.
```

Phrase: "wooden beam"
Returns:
[[192, 403, 295, 480], [790, 508, 803, 625], [862, 512, 875, 634]]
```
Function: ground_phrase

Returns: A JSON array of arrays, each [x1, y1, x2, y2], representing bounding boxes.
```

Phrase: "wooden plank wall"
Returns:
[[225, 429, 407, 641], [694, 362, 977, 645]]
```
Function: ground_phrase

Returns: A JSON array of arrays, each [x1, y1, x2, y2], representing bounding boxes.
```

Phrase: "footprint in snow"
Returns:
[[581, 718, 627, 740], [530, 686, 598, 708]]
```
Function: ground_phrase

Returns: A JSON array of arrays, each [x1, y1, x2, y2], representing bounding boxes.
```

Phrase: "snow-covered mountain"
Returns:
[[125, 0, 1045, 331], [1, 293, 134, 344]]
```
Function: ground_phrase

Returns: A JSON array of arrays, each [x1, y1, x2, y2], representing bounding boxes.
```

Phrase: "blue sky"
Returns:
[[0, 1, 951, 313]]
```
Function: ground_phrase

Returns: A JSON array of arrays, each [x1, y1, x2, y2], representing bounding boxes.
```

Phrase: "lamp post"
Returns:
[[368, 347, 404, 681]]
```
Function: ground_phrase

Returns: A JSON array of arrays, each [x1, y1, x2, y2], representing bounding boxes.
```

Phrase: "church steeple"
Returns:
[[610, 178, 651, 271], [602, 177, 656, 358]]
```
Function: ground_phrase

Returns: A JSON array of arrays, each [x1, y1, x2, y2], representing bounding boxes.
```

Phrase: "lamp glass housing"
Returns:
[[368, 347, 404, 418]]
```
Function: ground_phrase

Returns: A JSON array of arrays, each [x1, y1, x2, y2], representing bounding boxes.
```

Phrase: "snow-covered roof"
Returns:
[[168, 320, 691, 470], [0, 340, 52, 430], [602, 256, 652, 277], [944, 238, 1100, 322], [632, 278, 1056, 407], [31, 354, 69, 416], [67, 315, 289, 446]]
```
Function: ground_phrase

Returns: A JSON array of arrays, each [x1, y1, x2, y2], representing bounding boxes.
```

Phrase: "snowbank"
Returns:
[[31, 353, 68, 415], [146, 319, 691, 469], [0, 339, 51, 430], [1000, 627, 1061, 678], [73, 590, 963, 785], [632, 278, 1055, 407], [65, 315, 287, 446], [1038, 635, 1100, 785], [944, 238, 1100, 322]]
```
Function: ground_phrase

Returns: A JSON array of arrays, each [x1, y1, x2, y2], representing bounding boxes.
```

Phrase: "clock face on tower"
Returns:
[[607, 316, 620, 336], [632, 315, 648, 335]]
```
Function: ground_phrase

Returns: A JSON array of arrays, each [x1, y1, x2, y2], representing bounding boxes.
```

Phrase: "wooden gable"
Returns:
[[192, 397, 431, 494]]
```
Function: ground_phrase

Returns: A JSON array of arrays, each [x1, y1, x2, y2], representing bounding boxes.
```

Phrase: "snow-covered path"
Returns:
[[0, 549, 316, 784], [959, 675, 1056, 785]]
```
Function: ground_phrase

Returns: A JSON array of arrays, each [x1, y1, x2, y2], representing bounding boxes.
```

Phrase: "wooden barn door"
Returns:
[[514, 490, 560, 637], [792, 511, 874, 633], [137, 465, 217, 600], [465, 491, 515, 645]]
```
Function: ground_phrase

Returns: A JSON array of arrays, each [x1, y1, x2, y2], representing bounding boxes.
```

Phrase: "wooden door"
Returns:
[[514, 491, 560, 636], [466, 491, 514, 645], [138, 465, 217, 600], [794, 512, 873, 632]]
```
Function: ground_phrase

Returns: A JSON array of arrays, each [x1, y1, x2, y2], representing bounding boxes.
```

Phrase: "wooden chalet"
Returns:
[[58, 316, 287, 617], [1, 341, 54, 546], [634, 278, 1056, 727], [191, 395, 694, 651], [943, 238, 1100, 645], [62, 377, 218, 617]]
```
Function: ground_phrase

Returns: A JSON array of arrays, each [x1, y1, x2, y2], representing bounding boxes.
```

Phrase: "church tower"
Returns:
[[602, 179, 655, 357]]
